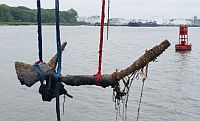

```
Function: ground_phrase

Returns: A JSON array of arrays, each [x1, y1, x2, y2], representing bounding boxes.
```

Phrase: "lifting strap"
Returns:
[[37, 0, 43, 63], [55, 0, 62, 120], [94, 0, 106, 84], [35, 0, 62, 121]]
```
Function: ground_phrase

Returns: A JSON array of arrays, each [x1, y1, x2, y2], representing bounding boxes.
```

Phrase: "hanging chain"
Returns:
[[62, 94, 66, 115], [136, 80, 145, 121], [136, 64, 148, 121], [112, 70, 138, 121], [112, 62, 149, 121]]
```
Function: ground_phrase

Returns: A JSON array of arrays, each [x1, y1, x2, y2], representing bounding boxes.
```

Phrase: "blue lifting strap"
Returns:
[[33, 63, 45, 84], [55, 0, 62, 120], [33, 0, 45, 85], [34, 0, 62, 120], [37, 0, 43, 62]]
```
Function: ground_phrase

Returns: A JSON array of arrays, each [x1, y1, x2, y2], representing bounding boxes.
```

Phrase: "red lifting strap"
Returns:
[[94, 0, 106, 84]]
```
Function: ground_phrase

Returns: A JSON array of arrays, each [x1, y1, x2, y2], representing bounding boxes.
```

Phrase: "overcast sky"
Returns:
[[1, 0, 200, 19]]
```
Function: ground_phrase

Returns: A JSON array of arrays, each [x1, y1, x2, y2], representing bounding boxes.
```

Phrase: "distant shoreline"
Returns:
[[0, 22, 35, 25], [1, 22, 200, 27], [0, 22, 88, 26]]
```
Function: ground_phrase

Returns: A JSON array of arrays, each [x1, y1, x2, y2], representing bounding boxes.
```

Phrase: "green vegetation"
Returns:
[[0, 4, 79, 25]]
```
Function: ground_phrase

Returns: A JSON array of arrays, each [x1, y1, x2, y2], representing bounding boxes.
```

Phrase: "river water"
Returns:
[[0, 26, 199, 121]]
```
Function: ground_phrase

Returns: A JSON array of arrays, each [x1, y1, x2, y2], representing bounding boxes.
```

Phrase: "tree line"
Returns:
[[0, 4, 78, 23]]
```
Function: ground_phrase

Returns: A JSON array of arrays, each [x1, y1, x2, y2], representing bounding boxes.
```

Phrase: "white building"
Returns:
[[86, 16, 100, 24], [168, 19, 192, 25], [109, 18, 129, 25], [77, 16, 87, 22], [77, 16, 100, 25]]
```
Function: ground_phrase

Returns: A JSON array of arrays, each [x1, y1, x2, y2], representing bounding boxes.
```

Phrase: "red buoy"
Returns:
[[175, 25, 192, 51]]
